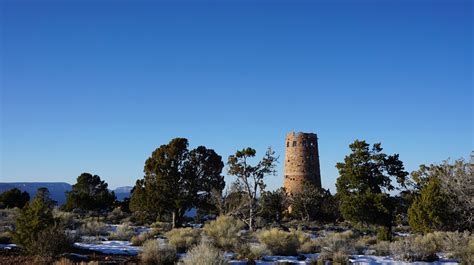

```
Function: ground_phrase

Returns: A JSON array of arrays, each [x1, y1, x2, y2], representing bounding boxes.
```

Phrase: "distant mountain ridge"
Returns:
[[0, 182, 132, 205]]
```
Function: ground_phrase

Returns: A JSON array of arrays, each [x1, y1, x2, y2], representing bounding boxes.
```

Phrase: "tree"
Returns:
[[13, 188, 72, 257], [336, 140, 408, 236], [0, 188, 29, 209], [408, 176, 450, 233], [130, 138, 225, 227], [259, 188, 287, 223], [13, 188, 55, 253], [289, 182, 338, 222], [407, 159, 473, 232], [64, 173, 116, 213], [227, 147, 278, 230]]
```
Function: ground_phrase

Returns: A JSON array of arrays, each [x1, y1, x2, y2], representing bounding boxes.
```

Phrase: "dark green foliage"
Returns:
[[64, 173, 116, 213], [289, 182, 339, 222], [408, 177, 450, 233], [0, 188, 29, 209], [259, 188, 287, 222], [13, 188, 71, 257], [227, 147, 278, 230], [130, 138, 225, 227], [335, 140, 408, 236]]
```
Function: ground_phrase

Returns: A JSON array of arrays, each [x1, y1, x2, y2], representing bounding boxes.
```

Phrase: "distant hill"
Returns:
[[0, 182, 72, 205], [114, 186, 133, 201], [0, 182, 133, 205]]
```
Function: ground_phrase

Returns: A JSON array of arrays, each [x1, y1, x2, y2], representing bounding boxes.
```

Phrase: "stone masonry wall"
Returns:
[[283, 131, 321, 195]]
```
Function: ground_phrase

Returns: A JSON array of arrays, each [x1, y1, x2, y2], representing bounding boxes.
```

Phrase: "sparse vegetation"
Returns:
[[178, 242, 228, 265], [140, 240, 176, 265], [256, 228, 300, 256], [203, 215, 246, 251], [165, 227, 201, 252]]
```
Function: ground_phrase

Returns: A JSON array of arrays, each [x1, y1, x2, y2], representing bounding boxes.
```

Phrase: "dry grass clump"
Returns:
[[151, 221, 173, 233], [78, 220, 108, 236], [140, 240, 176, 265], [371, 241, 390, 256], [53, 258, 99, 265], [203, 215, 246, 251], [53, 210, 80, 229], [178, 242, 228, 265], [108, 222, 135, 241], [106, 207, 129, 224], [390, 235, 437, 262], [256, 228, 300, 256], [165, 227, 201, 252], [131, 228, 161, 246], [390, 231, 473, 262], [317, 232, 354, 263]]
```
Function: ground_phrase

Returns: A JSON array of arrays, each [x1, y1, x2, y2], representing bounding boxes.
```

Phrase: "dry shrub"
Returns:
[[203, 215, 245, 251], [140, 240, 176, 265], [318, 233, 354, 262], [256, 228, 300, 256], [108, 222, 135, 241], [390, 235, 437, 262], [371, 241, 390, 256], [53, 210, 80, 229], [131, 228, 161, 246], [78, 220, 108, 236], [29, 226, 75, 258], [178, 242, 227, 265], [106, 207, 128, 224], [459, 237, 474, 265], [53, 258, 99, 265], [291, 230, 320, 253], [165, 227, 201, 252], [151, 221, 173, 233]]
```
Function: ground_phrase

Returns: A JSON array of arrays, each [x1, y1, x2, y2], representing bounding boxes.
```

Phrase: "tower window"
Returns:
[[287, 142, 289, 147], [292, 141, 297, 147]]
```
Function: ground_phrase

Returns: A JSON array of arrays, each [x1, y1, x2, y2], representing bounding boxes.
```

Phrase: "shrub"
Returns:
[[371, 241, 390, 256], [376, 226, 391, 241], [151, 221, 173, 233], [107, 207, 128, 224], [108, 222, 135, 241], [53, 210, 80, 229], [0, 231, 12, 244], [165, 227, 201, 252], [318, 233, 354, 262], [390, 234, 438, 262], [140, 240, 176, 265], [203, 215, 245, 251], [256, 228, 300, 256], [78, 220, 108, 236], [28, 225, 75, 258], [53, 258, 99, 265], [178, 242, 227, 265]]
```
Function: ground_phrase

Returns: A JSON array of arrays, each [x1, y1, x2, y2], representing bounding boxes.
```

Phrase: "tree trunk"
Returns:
[[172, 211, 176, 229]]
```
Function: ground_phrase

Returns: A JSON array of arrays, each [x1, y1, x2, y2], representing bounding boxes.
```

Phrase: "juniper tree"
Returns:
[[336, 140, 408, 237], [130, 138, 225, 227]]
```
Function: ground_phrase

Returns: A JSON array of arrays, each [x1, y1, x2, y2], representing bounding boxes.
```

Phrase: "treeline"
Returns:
[[2, 137, 472, 255]]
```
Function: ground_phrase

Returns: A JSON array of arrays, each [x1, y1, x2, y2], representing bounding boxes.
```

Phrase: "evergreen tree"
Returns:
[[408, 176, 451, 233], [65, 173, 116, 213], [13, 188, 55, 254], [259, 188, 287, 223], [336, 140, 408, 236], [0, 188, 29, 209], [130, 138, 225, 227]]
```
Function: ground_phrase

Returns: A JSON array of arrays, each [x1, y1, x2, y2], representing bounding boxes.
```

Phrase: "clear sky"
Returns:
[[1, 0, 472, 192]]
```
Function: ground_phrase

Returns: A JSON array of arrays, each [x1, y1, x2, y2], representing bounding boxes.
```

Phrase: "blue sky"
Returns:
[[1, 0, 472, 192]]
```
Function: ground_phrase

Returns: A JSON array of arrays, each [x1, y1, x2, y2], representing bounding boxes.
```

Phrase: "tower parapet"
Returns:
[[283, 131, 321, 195]]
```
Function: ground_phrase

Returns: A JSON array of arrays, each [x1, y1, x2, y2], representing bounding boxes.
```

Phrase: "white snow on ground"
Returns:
[[0, 244, 17, 249], [74, 240, 141, 255], [350, 255, 460, 265]]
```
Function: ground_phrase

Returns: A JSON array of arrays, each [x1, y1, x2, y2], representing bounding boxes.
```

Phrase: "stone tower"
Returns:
[[284, 131, 321, 195]]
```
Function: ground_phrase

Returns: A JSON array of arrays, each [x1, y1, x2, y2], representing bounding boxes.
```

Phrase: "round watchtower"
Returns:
[[284, 131, 321, 195]]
